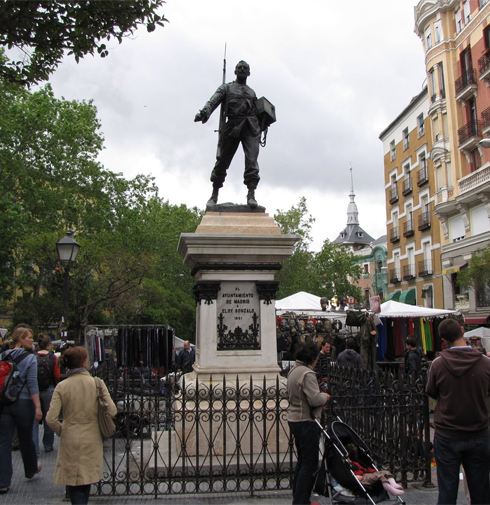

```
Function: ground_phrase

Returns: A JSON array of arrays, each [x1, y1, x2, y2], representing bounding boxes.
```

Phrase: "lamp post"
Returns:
[[56, 230, 81, 338]]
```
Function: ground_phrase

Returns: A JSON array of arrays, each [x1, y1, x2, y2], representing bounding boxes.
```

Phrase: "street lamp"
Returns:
[[56, 230, 81, 337], [479, 138, 490, 149]]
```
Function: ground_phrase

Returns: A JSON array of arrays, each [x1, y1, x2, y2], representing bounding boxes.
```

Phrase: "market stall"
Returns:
[[376, 300, 459, 360]]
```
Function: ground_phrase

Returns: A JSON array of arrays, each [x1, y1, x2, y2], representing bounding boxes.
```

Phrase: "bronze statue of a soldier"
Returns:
[[195, 60, 274, 209]]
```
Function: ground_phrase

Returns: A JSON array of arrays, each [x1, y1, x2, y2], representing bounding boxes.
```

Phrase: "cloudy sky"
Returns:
[[44, 0, 427, 251]]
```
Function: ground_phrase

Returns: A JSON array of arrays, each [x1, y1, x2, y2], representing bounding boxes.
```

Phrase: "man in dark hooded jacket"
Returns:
[[336, 338, 363, 369], [426, 318, 490, 505], [403, 336, 425, 374]]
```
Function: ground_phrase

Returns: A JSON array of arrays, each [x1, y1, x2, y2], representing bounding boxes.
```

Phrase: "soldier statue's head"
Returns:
[[235, 61, 250, 81]]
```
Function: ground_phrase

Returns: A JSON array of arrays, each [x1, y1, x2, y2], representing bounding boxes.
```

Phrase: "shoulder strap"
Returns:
[[4, 351, 30, 365]]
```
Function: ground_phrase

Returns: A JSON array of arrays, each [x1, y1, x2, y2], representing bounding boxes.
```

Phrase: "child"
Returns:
[[346, 443, 404, 497]]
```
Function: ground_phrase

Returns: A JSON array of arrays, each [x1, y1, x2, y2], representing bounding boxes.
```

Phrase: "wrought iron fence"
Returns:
[[90, 364, 432, 497]]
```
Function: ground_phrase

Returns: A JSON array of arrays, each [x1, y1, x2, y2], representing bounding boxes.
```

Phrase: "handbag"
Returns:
[[94, 377, 116, 438]]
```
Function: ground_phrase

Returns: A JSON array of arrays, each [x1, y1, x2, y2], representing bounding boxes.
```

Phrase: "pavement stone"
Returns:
[[3, 428, 469, 505]]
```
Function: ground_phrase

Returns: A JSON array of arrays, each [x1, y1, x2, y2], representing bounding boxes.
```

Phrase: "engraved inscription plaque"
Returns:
[[216, 281, 260, 350]]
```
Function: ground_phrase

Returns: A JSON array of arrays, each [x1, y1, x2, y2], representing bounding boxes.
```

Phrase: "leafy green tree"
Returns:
[[312, 240, 363, 302], [457, 246, 490, 292], [1, 78, 202, 340], [0, 1, 167, 85], [274, 198, 362, 303]]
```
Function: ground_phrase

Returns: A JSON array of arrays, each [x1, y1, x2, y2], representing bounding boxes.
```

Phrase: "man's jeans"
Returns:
[[289, 421, 320, 505], [32, 386, 55, 453], [434, 431, 490, 505], [0, 399, 38, 487]]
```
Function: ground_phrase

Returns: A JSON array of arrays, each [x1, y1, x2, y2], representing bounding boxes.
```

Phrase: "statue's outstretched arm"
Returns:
[[194, 84, 227, 124]]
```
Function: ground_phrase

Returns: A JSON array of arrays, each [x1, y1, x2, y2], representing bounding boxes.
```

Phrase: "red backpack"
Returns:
[[0, 351, 29, 405]]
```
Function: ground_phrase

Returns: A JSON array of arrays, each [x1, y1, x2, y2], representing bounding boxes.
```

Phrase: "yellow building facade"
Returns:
[[415, 0, 490, 323], [380, 87, 444, 308]]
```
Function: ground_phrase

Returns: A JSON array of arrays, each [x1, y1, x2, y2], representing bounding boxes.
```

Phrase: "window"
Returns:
[[429, 67, 436, 101], [425, 26, 432, 49], [439, 63, 446, 98], [403, 128, 409, 150], [417, 113, 425, 137], [434, 21, 442, 44], [484, 25, 490, 51], [363, 264, 369, 274], [480, 0, 487, 8], [455, 9, 462, 33], [390, 140, 396, 161], [407, 247, 415, 276], [463, 0, 470, 23]]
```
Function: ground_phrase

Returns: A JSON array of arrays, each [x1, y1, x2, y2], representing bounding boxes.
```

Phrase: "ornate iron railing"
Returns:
[[89, 364, 432, 497]]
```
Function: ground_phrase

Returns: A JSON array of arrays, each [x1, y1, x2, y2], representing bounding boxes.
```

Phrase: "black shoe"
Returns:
[[0, 487, 9, 494], [206, 188, 219, 208], [247, 189, 258, 208], [45, 447, 53, 453]]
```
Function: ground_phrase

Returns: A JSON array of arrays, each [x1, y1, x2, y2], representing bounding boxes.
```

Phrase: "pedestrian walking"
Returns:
[[426, 318, 490, 504], [0, 325, 42, 494], [32, 334, 60, 454], [46, 346, 116, 505]]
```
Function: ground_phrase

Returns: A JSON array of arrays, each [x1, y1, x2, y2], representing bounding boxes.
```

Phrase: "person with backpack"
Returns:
[[0, 325, 42, 494], [403, 336, 425, 375], [32, 334, 60, 455]]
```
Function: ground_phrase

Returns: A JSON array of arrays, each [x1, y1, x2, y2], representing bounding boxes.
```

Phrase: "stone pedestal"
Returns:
[[177, 210, 298, 386]]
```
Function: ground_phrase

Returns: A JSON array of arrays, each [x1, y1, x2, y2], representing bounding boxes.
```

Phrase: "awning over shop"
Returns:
[[399, 289, 416, 305], [465, 316, 490, 325], [386, 291, 401, 301]]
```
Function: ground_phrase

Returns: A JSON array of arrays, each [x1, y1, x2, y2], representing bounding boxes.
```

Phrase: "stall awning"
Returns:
[[386, 291, 401, 301], [399, 289, 416, 305], [465, 316, 490, 324]]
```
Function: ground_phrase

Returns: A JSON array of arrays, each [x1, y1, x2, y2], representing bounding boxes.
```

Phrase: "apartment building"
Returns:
[[380, 86, 443, 308], [415, 0, 490, 322]]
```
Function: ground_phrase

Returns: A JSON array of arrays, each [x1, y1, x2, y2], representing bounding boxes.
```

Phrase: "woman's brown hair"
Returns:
[[63, 346, 88, 369]]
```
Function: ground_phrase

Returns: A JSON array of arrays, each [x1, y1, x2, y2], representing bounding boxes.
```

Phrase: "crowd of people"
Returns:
[[286, 318, 490, 505], [0, 324, 116, 504]]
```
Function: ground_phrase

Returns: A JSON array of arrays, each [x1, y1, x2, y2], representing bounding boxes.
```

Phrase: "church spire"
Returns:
[[347, 164, 359, 225]]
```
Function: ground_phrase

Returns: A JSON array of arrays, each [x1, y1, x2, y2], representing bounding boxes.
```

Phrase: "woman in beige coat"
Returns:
[[46, 346, 116, 505]]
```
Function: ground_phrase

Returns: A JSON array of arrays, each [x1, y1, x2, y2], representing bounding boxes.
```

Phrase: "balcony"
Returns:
[[389, 185, 398, 204], [403, 219, 415, 237], [455, 68, 478, 102], [478, 52, 490, 83], [418, 211, 431, 231], [402, 264, 416, 281], [390, 226, 400, 243], [482, 106, 490, 134], [402, 177, 412, 196], [458, 120, 482, 151], [417, 166, 429, 186], [458, 163, 490, 194], [418, 260, 433, 277], [389, 268, 401, 283]]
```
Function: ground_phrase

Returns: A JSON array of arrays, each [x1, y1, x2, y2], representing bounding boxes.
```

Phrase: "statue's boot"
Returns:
[[247, 188, 258, 208], [206, 187, 219, 208]]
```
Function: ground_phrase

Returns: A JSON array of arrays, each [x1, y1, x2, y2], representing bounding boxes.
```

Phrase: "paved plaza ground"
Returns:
[[3, 431, 468, 505]]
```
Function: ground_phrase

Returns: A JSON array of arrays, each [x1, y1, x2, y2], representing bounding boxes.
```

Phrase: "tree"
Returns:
[[0, 1, 167, 85], [274, 198, 362, 303], [457, 245, 490, 293], [312, 240, 363, 303]]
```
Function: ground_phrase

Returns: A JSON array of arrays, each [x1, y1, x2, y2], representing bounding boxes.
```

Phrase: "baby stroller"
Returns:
[[314, 417, 405, 505]]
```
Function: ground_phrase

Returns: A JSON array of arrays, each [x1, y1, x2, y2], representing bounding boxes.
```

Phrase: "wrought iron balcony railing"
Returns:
[[418, 260, 433, 277]]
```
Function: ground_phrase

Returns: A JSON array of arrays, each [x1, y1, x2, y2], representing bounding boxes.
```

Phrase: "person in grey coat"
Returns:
[[336, 338, 363, 369]]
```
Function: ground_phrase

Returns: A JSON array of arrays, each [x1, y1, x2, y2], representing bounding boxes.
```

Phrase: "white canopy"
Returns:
[[276, 291, 322, 312], [464, 327, 490, 338], [378, 300, 457, 318], [275, 291, 344, 319]]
